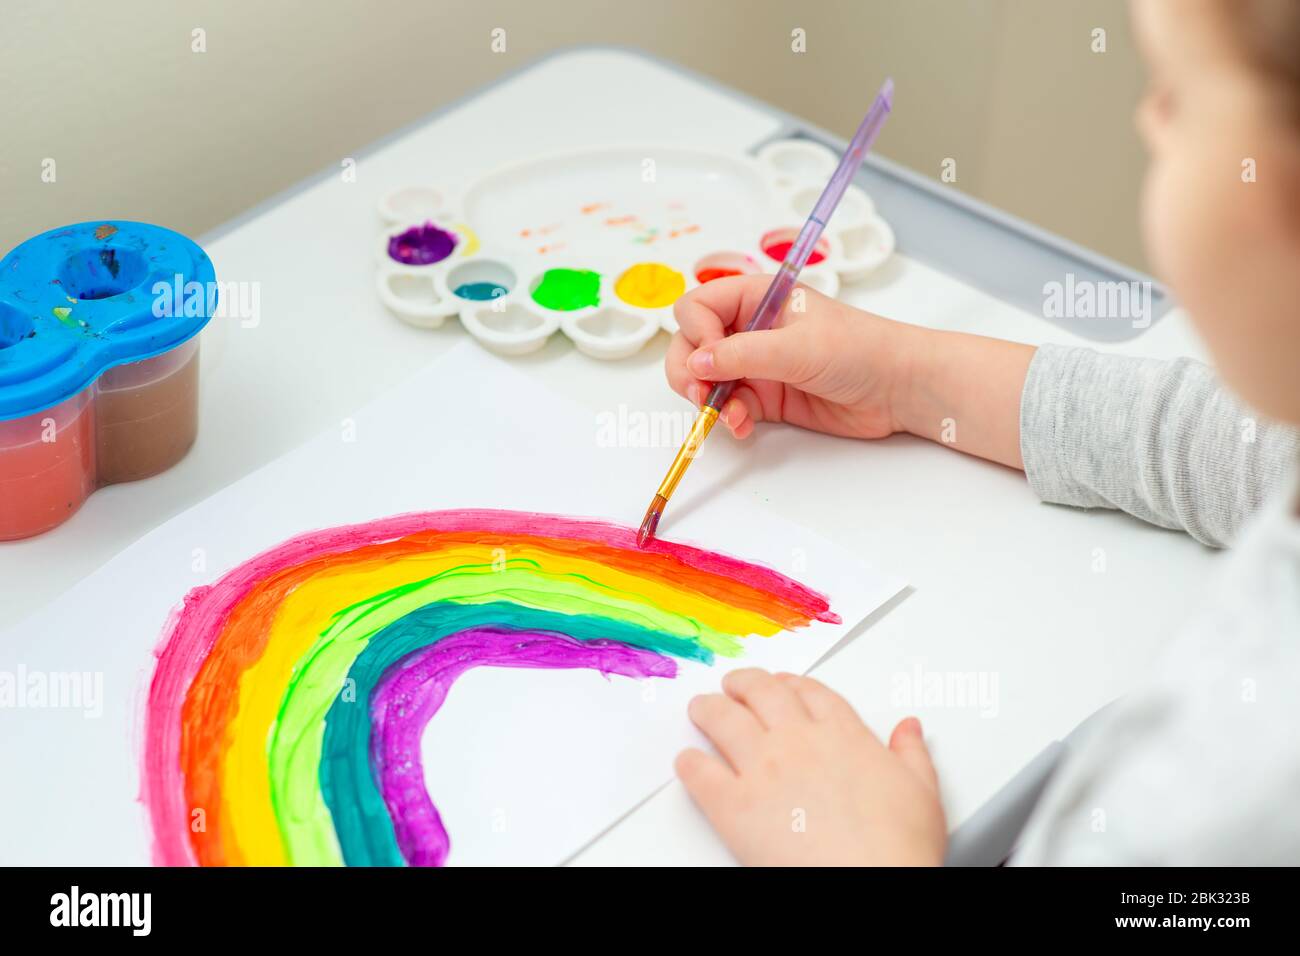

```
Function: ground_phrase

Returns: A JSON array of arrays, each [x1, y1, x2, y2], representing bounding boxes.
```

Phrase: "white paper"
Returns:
[[0, 342, 904, 865]]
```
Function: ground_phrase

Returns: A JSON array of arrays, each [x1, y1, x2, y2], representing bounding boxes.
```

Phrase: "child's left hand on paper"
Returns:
[[676, 668, 946, 865]]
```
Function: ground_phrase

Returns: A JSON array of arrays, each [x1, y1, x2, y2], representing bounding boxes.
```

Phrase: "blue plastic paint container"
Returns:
[[0, 221, 217, 539]]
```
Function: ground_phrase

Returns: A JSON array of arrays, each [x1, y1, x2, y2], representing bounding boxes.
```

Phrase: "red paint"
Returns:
[[0, 395, 96, 540], [0, 342, 201, 540], [696, 267, 742, 284], [763, 240, 825, 265]]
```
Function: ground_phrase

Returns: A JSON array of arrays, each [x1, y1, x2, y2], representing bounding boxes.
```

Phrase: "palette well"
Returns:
[[373, 141, 895, 358]]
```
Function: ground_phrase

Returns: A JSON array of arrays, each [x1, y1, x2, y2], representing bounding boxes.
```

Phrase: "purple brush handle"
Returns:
[[705, 77, 894, 412]]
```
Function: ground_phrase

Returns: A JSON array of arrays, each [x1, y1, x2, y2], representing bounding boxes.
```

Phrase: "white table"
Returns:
[[0, 49, 1217, 865]]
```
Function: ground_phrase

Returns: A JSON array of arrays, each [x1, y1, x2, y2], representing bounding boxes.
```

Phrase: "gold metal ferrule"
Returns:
[[654, 405, 719, 502]]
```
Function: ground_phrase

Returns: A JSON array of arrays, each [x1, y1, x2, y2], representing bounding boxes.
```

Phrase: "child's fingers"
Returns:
[[678, 273, 808, 334], [665, 332, 708, 404], [687, 692, 763, 771], [666, 382, 760, 437], [717, 394, 756, 439], [888, 717, 940, 793], [722, 667, 810, 727], [672, 280, 744, 349], [674, 746, 737, 808], [774, 672, 858, 723], [687, 325, 818, 387], [718, 396, 750, 437], [724, 385, 765, 434]]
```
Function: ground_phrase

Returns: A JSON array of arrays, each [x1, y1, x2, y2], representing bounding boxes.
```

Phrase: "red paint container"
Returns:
[[0, 391, 96, 539]]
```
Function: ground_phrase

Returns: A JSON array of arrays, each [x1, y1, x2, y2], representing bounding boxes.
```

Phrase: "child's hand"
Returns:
[[675, 668, 946, 866], [666, 275, 921, 440]]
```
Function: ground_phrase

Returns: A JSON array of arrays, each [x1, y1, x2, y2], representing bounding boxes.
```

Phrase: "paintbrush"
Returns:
[[637, 78, 895, 548]]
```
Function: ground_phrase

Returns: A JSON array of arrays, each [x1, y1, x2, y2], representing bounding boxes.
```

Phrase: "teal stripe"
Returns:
[[319, 601, 710, 866]]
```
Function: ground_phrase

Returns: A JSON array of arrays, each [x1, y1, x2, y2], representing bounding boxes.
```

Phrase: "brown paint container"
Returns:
[[0, 338, 202, 541]]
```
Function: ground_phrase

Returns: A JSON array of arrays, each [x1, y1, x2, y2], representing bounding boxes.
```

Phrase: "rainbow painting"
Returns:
[[142, 509, 838, 866]]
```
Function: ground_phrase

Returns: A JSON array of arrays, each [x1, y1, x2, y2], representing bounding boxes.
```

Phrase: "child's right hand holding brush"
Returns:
[[664, 275, 1038, 865], [666, 273, 1036, 469]]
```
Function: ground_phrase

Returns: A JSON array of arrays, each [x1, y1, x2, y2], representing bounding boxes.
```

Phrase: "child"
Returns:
[[666, 0, 1300, 865]]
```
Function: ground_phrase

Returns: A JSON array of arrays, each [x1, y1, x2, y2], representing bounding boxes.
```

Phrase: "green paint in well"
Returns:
[[530, 268, 600, 311], [51, 306, 75, 326]]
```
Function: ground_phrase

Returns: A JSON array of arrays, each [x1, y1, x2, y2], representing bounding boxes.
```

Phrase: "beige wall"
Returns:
[[1, 0, 1149, 269]]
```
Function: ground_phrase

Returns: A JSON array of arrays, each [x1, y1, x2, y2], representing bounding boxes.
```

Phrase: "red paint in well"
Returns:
[[696, 267, 742, 284], [762, 240, 826, 265]]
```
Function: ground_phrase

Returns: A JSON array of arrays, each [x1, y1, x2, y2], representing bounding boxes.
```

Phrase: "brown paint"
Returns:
[[0, 339, 201, 540], [94, 340, 200, 484]]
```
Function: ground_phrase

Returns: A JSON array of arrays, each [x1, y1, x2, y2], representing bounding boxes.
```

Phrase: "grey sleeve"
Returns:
[[1019, 344, 1300, 547]]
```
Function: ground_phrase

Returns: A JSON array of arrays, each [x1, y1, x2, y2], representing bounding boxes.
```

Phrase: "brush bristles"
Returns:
[[637, 495, 667, 549]]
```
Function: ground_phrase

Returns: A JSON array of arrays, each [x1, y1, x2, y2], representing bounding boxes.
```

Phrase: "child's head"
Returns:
[[1133, 0, 1300, 423]]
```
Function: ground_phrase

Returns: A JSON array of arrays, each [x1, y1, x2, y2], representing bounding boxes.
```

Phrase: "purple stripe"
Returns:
[[369, 628, 675, 866]]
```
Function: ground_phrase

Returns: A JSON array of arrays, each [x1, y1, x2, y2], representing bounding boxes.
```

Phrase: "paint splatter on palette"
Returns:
[[374, 142, 896, 359], [142, 509, 837, 866]]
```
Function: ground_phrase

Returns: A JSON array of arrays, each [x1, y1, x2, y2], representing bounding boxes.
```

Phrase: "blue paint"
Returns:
[[0, 221, 216, 422], [453, 281, 508, 301]]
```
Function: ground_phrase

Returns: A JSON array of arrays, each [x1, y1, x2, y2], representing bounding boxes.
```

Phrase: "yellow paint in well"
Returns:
[[614, 262, 686, 309]]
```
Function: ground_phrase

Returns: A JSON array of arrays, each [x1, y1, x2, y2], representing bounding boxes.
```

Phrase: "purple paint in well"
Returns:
[[387, 223, 457, 265]]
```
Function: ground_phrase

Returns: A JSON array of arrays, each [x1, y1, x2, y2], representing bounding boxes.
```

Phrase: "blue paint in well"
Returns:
[[452, 281, 508, 301]]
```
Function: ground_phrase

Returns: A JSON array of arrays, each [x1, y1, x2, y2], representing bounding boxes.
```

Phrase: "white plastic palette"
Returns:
[[375, 140, 896, 358]]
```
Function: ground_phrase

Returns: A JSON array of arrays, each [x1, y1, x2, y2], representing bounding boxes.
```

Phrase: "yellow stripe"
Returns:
[[219, 543, 782, 865]]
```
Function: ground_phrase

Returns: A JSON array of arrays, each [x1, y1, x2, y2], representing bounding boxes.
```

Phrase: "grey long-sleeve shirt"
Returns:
[[1019, 344, 1298, 547], [1011, 344, 1300, 864]]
